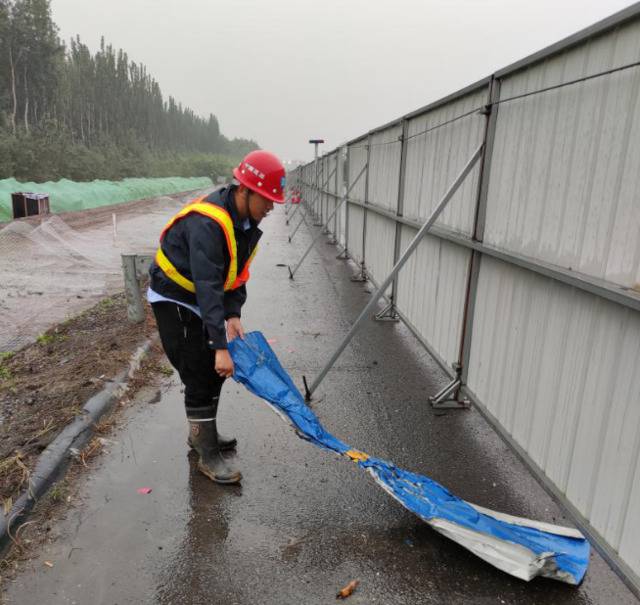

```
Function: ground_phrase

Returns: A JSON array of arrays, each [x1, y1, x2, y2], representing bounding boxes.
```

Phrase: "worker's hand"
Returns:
[[215, 349, 234, 378], [226, 317, 245, 342]]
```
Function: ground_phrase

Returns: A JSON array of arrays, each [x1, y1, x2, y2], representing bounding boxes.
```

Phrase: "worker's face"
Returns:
[[247, 190, 274, 223]]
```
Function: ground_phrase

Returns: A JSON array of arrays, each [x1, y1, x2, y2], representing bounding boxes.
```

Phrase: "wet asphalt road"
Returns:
[[4, 204, 638, 604]]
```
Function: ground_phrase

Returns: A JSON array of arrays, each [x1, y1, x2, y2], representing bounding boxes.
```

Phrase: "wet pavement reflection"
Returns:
[[4, 206, 638, 604]]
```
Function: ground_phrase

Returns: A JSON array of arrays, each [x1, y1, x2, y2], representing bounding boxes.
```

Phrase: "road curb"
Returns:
[[0, 337, 156, 555]]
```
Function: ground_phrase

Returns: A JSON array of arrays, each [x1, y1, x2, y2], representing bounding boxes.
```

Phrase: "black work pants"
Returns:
[[151, 302, 225, 420]]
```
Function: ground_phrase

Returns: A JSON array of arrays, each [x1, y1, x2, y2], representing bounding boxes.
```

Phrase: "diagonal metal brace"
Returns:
[[288, 164, 367, 280], [288, 208, 310, 243], [289, 170, 336, 243], [303, 143, 483, 401]]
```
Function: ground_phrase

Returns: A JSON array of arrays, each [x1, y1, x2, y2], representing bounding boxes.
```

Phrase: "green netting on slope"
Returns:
[[0, 176, 212, 221]]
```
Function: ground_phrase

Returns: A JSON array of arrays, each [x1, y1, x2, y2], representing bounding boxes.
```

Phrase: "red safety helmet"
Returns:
[[233, 150, 286, 204]]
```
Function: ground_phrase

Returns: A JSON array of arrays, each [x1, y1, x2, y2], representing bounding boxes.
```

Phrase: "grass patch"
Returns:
[[98, 298, 117, 310], [158, 364, 174, 376], [48, 481, 70, 504], [0, 351, 14, 382], [0, 366, 11, 382]]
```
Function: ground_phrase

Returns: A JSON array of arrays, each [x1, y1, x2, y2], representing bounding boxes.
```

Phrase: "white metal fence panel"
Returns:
[[363, 212, 396, 289], [345, 142, 369, 260], [336, 148, 347, 248], [291, 6, 640, 588], [320, 155, 329, 223], [347, 140, 368, 203], [368, 125, 402, 212], [326, 152, 338, 232], [395, 227, 471, 368], [404, 89, 487, 235], [485, 19, 640, 288], [466, 256, 640, 561], [620, 448, 640, 573], [347, 205, 365, 264]]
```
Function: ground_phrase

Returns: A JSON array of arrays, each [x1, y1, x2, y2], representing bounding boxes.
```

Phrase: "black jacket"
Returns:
[[149, 186, 262, 349]]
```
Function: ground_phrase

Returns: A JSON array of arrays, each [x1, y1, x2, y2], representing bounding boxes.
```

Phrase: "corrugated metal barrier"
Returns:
[[287, 3, 640, 596]]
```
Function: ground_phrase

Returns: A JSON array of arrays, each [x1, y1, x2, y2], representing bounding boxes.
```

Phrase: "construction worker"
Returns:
[[147, 150, 286, 484]]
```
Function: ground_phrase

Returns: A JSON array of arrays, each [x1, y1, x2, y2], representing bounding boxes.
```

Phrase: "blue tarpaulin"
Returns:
[[229, 331, 590, 585]]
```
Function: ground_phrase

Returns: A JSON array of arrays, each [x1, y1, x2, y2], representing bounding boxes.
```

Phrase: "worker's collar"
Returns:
[[225, 185, 257, 231]]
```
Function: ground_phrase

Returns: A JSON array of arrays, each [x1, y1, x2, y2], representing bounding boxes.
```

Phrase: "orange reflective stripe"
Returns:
[[157, 200, 239, 292], [232, 245, 258, 289], [159, 196, 207, 239]]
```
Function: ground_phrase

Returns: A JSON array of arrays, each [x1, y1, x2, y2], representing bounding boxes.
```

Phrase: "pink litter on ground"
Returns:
[[267, 339, 277, 344], [137, 487, 153, 495]]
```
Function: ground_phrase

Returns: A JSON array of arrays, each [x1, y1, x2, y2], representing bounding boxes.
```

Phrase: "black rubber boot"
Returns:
[[188, 420, 241, 484], [187, 429, 237, 451]]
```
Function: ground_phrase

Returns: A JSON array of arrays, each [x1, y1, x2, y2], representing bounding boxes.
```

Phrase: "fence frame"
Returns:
[[287, 3, 640, 596]]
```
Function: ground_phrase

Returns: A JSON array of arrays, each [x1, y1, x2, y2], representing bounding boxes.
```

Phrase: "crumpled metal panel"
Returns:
[[229, 331, 590, 586]]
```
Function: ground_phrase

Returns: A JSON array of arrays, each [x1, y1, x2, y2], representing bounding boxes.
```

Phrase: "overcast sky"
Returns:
[[50, 0, 635, 161]]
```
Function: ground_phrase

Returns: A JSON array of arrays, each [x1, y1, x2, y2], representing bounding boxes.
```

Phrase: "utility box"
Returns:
[[12, 192, 50, 219]]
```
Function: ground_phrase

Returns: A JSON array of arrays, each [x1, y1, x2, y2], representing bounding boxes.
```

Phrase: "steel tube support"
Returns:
[[289, 167, 336, 243], [287, 202, 301, 225], [387, 119, 409, 316], [288, 208, 311, 243], [289, 164, 367, 279], [330, 152, 339, 243], [290, 167, 336, 237], [304, 143, 483, 400]]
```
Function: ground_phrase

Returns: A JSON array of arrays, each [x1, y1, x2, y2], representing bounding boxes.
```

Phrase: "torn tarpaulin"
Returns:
[[228, 332, 589, 585]]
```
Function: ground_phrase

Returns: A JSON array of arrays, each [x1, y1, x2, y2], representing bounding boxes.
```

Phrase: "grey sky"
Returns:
[[51, 0, 635, 161]]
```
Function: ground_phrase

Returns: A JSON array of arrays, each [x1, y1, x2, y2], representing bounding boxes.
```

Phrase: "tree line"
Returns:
[[0, 0, 257, 182]]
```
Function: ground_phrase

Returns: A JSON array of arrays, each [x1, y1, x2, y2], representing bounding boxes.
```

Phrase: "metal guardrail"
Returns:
[[121, 254, 153, 323]]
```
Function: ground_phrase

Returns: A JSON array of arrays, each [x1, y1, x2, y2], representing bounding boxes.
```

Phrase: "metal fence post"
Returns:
[[314, 156, 324, 225], [122, 254, 145, 323], [337, 146, 351, 260], [288, 164, 367, 279], [351, 136, 371, 282], [431, 77, 502, 409], [375, 119, 409, 321], [304, 144, 483, 400], [289, 167, 336, 243], [330, 152, 339, 243]]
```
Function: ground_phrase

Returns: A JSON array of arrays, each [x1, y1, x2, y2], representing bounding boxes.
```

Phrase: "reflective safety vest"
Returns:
[[155, 199, 258, 293]]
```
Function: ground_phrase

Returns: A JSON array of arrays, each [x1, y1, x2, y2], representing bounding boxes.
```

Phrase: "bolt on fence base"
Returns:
[[350, 262, 367, 282], [429, 364, 471, 409], [374, 302, 399, 322]]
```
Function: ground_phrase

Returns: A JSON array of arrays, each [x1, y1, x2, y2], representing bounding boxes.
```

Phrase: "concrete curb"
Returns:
[[0, 337, 156, 555]]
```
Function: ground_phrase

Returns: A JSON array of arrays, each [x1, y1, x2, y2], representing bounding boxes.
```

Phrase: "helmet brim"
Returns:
[[233, 167, 285, 204]]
